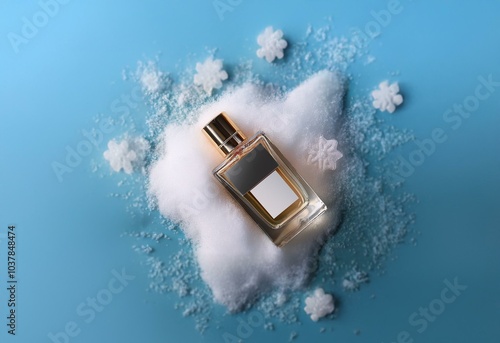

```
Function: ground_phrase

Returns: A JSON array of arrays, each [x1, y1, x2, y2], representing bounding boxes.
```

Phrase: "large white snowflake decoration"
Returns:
[[103, 137, 149, 174], [256, 26, 288, 63], [371, 80, 404, 113], [307, 136, 343, 171], [304, 288, 335, 322], [193, 57, 228, 95]]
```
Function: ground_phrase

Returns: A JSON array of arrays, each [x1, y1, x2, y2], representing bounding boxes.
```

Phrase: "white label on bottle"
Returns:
[[249, 170, 299, 219]]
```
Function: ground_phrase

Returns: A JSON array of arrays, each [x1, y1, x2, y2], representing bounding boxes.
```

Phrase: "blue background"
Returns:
[[1, 0, 499, 342]]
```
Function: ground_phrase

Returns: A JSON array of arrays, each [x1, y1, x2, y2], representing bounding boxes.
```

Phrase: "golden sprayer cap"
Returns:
[[203, 112, 246, 156]]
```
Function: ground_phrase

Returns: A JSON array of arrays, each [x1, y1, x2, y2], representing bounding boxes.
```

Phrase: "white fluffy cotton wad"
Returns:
[[148, 71, 345, 311]]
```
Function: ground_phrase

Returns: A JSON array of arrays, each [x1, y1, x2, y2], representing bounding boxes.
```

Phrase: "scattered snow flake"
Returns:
[[342, 270, 369, 291], [314, 25, 330, 42], [256, 26, 288, 63], [264, 322, 275, 331], [193, 57, 228, 95], [307, 136, 343, 171], [275, 292, 287, 307], [364, 55, 376, 65], [305, 24, 313, 38], [371, 81, 403, 113], [103, 137, 150, 174], [304, 288, 335, 321], [136, 60, 165, 94], [132, 244, 154, 254]]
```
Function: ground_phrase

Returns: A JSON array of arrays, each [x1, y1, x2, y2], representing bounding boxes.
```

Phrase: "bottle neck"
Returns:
[[203, 112, 247, 156], [218, 131, 245, 156]]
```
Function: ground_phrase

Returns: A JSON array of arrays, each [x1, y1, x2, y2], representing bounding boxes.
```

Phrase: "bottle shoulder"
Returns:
[[212, 131, 273, 173], [247, 130, 267, 141], [231, 131, 271, 155]]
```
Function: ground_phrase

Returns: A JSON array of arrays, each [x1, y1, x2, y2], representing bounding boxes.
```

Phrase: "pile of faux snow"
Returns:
[[102, 22, 416, 333], [148, 71, 345, 311]]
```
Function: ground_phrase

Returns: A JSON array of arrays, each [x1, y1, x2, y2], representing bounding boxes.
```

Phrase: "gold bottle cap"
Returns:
[[203, 112, 246, 156]]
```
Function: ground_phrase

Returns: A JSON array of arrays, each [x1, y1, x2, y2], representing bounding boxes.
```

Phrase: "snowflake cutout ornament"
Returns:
[[103, 137, 149, 174], [307, 136, 343, 171], [193, 57, 228, 95], [256, 26, 288, 63], [371, 81, 404, 113], [304, 288, 335, 322]]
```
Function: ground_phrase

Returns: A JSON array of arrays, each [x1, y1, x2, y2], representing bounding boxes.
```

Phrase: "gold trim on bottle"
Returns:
[[202, 112, 246, 156]]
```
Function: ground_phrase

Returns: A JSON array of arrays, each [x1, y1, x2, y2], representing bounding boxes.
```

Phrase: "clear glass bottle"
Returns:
[[203, 112, 327, 247]]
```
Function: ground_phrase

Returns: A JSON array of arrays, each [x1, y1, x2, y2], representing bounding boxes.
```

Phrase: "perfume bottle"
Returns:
[[202, 112, 327, 247]]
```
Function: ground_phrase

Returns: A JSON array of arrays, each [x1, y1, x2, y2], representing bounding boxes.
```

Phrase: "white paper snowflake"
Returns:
[[193, 57, 228, 95], [256, 26, 288, 63], [304, 288, 335, 322], [307, 136, 343, 171], [103, 137, 149, 174], [371, 81, 404, 113]]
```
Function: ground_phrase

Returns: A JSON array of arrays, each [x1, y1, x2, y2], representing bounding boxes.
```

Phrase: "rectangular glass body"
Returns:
[[213, 131, 327, 247]]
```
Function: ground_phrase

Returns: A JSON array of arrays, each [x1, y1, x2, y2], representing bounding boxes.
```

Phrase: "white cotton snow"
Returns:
[[148, 70, 345, 311]]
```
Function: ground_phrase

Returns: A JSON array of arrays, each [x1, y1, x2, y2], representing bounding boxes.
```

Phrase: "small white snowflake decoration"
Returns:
[[304, 288, 335, 322], [371, 81, 403, 113], [256, 26, 288, 63], [193, 57, 228, 95], [103, 137, 149, 174], [307, 136, 343, 171]]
